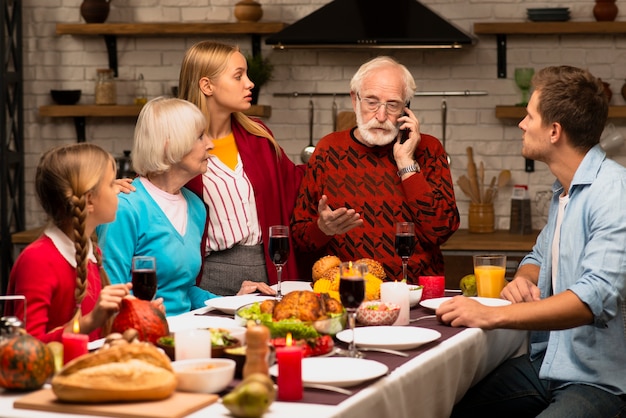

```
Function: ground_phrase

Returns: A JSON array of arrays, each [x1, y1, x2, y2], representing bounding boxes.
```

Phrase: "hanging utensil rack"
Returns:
[[273, 90, 488, 97]]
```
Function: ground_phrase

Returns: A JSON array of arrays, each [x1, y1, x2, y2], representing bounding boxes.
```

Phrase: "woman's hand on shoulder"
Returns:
[[115, 178, 136, 194]]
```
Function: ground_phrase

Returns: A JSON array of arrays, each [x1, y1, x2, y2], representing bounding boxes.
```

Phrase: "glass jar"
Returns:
[[95, 68, 116, 105], [134, 73, 147, 106]]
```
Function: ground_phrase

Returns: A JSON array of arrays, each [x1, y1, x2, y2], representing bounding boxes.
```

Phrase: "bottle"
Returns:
[[134, 74, 147, 106], [509, 185, 532, 234], [95, 68, 116, 105]]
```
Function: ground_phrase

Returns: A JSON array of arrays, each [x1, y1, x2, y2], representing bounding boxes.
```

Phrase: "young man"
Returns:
[[440, 66, 626, 417]]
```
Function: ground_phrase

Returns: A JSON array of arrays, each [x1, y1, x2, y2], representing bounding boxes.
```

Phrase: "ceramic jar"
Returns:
[[234, 0, 263, 23], [599, 79, 613, 103], [80, 0, 111, 24], [621, 80, 626, 101], [468, 203, 495, 234], [593, 0, 618, 22]]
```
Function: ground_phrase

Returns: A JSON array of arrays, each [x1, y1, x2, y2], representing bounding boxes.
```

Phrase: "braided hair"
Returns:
[[35, 143, 115, 319]]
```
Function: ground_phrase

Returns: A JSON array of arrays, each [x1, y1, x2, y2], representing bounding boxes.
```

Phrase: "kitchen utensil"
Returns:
[[478, 161, 485, 202], [409, 315, 437, 323], [466, 147, 481, 204], [303, 382, 353, 396], [441, 100, 450, 165], [458, 175, 479, 203], [497, 169, 511, 189], [300, 97, 315, 163], [358, 347, 409, 357], [484, 176, 497, 203]]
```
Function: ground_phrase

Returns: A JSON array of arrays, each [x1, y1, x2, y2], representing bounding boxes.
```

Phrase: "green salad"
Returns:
[[236, 302, 345, 340]]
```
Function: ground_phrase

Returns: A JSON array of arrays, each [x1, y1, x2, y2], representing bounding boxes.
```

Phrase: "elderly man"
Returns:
[[440, 66, 626, 417], [291, 56, 459, 282]]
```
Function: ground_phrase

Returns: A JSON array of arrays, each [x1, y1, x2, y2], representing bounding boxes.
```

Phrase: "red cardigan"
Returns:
[[187, 118, 307, 284]]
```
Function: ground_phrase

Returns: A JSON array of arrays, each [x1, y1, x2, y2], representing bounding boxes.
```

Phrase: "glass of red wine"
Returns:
[[337, 261, 367, 358], [395, 222, 416, 283], [268, 225, 290, 300], [131, 256, 157, 301]]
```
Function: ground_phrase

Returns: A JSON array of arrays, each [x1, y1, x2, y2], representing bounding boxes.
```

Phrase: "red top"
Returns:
[[291, 128, 460, 283], [5, 234, 102, 343]]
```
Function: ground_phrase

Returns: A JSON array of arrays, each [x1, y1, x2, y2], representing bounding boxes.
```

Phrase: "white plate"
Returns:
[[88, 338, 104, 351], [270, 357, 388, 388], [166, 314, 239, 333], [420, 296, 512, 310], [336, 326, 441, 351], [204, 295, 276, 315], [271, 281, 312, 294]]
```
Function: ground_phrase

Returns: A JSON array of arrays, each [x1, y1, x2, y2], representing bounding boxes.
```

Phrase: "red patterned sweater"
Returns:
[[291, 128, 459, 283]]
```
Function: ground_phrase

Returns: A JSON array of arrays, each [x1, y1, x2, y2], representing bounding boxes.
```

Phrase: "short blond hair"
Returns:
[[131, 97, 207, 176]]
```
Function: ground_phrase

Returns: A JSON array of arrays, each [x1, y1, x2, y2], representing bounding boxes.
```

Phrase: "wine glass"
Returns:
[[514, 68, 535, 107], [336, 261, 367, 358], [395, 222, 416, 283], [268, 225, 290, 300], [131, 256, 157, 300]]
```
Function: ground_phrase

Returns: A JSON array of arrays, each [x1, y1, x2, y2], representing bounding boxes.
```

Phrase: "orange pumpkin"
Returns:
[[111, 298, 169, 344], [0, 334, 55, 390]]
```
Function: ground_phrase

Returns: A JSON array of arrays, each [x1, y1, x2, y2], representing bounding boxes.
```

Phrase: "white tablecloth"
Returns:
[[0, 322, 526, 418]]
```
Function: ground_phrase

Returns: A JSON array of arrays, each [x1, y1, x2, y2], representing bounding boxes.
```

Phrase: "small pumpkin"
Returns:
[[111, 298, 169, 345], [0, 334, 55, 391]]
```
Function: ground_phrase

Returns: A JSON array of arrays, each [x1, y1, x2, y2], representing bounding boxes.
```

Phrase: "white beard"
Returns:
[[355, 108, 399, 147]]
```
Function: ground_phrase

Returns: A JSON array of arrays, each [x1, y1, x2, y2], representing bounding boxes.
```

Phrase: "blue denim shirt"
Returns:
[[521, 145, 626, 395]]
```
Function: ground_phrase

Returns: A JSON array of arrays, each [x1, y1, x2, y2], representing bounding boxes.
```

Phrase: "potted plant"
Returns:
[[246, 54, 274, 105]]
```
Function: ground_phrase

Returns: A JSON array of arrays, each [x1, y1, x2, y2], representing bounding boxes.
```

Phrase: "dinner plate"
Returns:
[[270, 357, 388, 387], [336, 326, 441, 350], [420, 296, 512, 310], [166, 314, 239, 333], [270, 281, 313, 294], [204, 295, 276, 315]]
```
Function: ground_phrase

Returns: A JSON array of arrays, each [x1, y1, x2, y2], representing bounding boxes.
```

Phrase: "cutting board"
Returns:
[[14, 389, 218, 418]]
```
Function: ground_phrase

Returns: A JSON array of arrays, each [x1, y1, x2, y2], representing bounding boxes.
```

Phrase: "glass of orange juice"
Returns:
[[473, 255, 507, 298]]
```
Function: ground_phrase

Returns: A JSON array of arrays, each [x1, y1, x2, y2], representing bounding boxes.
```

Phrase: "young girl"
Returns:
[[5, 143, 135, 343]]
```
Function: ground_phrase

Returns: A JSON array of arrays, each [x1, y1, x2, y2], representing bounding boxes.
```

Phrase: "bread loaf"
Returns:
[[51, 343, 176, 403], [312, 255, 341, 282]]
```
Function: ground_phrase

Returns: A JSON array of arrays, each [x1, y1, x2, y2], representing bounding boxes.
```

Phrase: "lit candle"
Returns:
[[62, 319, 88, 365], [276, 332, 303, 401]]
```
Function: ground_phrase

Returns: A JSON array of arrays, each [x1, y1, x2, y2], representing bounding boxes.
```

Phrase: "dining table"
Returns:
[[0, 291, 528, 418]]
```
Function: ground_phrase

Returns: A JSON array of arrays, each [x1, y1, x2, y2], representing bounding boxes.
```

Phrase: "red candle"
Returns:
[[418, 276, 446, 300], [276, 333, 303, 401], [62, 319, 88, 365]]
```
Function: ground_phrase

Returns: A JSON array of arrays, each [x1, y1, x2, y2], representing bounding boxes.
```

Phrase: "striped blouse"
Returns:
[[202, 154, 262, 253]]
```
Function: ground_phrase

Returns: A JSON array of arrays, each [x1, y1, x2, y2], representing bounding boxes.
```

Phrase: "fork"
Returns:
[[409, 315, 437, 323], [358, 347, 409, 357], [303, 383, 353, 395]]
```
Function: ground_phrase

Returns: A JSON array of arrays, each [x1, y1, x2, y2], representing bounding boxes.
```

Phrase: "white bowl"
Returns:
[[171, 358, 235, 393], [223, 326, 247, 346], [408, 285, 423, 307]]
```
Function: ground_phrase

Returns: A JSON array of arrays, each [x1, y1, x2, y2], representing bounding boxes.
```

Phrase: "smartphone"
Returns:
[[397, 101, 411, 144]]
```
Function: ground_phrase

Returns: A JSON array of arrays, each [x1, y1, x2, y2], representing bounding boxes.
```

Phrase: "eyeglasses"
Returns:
[[356, 93, 406, 116]]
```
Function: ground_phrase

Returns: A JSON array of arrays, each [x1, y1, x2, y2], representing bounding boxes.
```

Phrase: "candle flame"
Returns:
[[72, 319, 80, 334], [286, 332, 293, 346]]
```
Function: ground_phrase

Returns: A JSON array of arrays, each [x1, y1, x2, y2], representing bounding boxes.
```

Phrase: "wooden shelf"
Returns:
[[473, 21, 626, 78], [56, 22, 287, 36], [495, 105, 626, 120], [474, 21, 626, 35], [39, 104, 272, 141]]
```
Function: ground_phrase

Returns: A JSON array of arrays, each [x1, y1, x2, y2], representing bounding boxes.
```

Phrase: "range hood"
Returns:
[[266, 0, 476, 50]]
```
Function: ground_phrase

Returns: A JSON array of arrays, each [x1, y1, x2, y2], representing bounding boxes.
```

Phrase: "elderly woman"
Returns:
[[98, 97, 269, 316]]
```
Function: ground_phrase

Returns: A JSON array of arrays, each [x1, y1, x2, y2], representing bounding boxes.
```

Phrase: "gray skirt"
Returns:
[[200, 244, 269, 296]]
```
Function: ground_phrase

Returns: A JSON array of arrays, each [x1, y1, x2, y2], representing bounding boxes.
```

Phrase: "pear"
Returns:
[[222, 374, 274, 418], [459, 274, 477, 297]]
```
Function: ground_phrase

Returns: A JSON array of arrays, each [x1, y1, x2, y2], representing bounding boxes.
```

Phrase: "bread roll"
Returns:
[[356, 258, 387, 280], [52, 343, 176, 403], [312, 255, 341, 282]]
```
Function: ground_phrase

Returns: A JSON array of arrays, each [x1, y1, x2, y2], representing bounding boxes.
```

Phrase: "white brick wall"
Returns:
[[21, 0, 626, 231]]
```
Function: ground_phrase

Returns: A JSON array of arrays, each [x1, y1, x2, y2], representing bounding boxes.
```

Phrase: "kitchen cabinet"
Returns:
[[473, 21, 626, 78], [441, 229, 540, 288], [42, 22, 285, 141]]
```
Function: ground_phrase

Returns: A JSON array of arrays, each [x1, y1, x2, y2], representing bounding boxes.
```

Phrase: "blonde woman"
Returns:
[[179, 41, 305, 295]]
